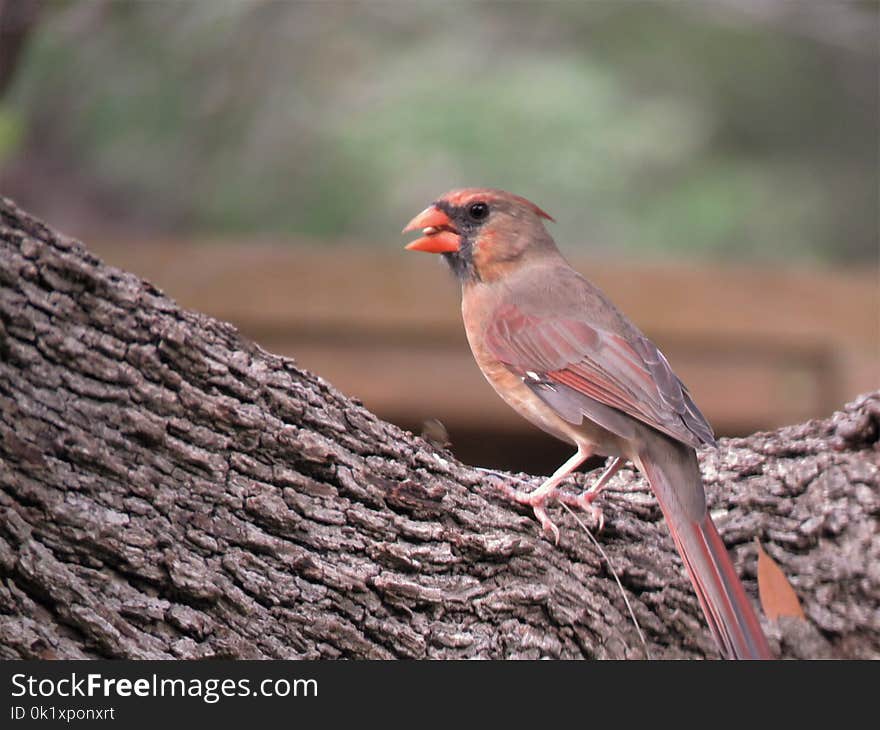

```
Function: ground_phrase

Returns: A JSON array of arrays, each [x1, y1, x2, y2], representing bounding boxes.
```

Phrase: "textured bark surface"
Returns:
[[0, 196, 877, 660]]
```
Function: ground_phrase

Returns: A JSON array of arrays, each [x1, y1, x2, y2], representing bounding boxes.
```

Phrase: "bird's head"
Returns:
[[403, 188, 557, 283]]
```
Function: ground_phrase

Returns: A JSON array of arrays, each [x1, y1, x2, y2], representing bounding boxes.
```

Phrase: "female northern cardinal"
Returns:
[[403, 188, 771, 659]]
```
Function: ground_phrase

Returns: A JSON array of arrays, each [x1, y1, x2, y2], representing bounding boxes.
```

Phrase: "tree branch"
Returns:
[[0, 197, 877, 659]]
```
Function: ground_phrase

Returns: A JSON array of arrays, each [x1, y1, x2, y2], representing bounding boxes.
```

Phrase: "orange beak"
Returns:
[[402, 205, 461, 253]]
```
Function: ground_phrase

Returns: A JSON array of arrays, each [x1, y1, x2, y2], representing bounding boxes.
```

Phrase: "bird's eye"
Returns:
[[467, 201, 489, 221]]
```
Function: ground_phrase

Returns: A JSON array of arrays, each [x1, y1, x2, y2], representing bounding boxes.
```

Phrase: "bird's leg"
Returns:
[[575, 456, 623, 509], [549, 455, 624, 534], [495, 446, 593, 544]]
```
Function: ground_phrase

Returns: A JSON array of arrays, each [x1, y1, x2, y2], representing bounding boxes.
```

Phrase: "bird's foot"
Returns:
[[496, 481, 604, 545], [558, 489, 605, 534]]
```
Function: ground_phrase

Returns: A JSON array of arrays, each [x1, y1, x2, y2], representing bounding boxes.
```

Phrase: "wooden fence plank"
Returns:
[[89, 238, 878, 438]]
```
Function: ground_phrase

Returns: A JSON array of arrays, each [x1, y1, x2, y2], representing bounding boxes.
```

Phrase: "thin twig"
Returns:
[[558, 500, 651, 660]]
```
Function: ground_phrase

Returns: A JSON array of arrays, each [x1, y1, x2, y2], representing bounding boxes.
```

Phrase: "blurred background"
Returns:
[[1, 0, 877, 474]]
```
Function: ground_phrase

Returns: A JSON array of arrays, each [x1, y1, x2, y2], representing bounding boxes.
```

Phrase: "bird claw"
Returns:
[[532, 503, 561, 545], [559, 490, 605, 533]]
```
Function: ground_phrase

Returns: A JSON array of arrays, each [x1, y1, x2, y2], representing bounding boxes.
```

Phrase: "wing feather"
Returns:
[[484, 303, 715, 448]]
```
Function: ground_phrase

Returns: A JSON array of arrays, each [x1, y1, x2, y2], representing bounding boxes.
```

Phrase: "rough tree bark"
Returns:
[[0, 197, 877, 660]]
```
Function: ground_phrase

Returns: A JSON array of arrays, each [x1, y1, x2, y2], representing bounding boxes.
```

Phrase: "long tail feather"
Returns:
[[635, 438, 772, 659]]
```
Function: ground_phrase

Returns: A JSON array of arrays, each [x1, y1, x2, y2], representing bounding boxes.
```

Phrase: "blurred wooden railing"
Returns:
[[89, 238, 877, 452]]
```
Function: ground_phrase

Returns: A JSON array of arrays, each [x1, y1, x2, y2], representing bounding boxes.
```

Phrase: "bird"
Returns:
[[402, 187, 772, 660]]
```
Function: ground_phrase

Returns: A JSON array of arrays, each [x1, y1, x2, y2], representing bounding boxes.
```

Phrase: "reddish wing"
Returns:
[[485, 303, 715, 448]]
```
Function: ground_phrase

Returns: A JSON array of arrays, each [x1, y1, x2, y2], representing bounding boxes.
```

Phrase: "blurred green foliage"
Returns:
[[3, 0, 876, 262], [0, 104, 24, 164]]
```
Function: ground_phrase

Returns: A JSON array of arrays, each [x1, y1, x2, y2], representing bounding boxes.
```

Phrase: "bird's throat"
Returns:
[[442, 241, 479, 283]]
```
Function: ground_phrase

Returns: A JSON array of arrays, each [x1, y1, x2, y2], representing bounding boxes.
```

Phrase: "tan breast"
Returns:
[[460, 284, 622, 457]]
